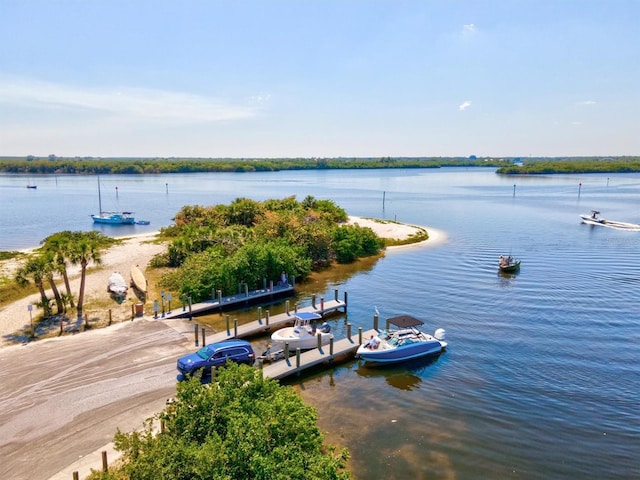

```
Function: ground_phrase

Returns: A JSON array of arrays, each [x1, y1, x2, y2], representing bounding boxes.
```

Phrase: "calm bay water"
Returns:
[[1, 169, 639, 479]]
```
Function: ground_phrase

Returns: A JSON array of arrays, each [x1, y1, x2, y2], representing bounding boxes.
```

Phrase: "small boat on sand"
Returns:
[[108, 272, 128, 296], [356, 314, 447, 364], [130, 265, 147, 294], [499, 255, 521, 273]]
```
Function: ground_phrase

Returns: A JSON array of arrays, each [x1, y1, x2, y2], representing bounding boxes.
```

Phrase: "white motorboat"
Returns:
[[580, 210, 640, 230], [356, 315, 447, 364], [108, 272, 128, 296], [270, 312, 333, 350]]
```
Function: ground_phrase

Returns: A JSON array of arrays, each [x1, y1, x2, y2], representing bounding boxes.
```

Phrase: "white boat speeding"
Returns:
[[580, 210, 640, 230], [270, 312, 333, 350], [356, 314, 447, 364]]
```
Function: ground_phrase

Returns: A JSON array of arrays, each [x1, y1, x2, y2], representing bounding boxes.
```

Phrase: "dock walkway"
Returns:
[[261, 328, 376, 380], [164, 283, 295, 319]]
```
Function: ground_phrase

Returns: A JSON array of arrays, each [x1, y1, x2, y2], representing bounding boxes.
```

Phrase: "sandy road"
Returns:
[[0, 318, 194, 480]]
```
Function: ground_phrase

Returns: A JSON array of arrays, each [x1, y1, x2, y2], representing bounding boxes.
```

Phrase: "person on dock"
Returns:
[[279, 271, 288, 287]]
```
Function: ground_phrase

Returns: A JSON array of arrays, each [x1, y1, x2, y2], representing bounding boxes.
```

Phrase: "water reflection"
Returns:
[[355, 354, 444, 390]]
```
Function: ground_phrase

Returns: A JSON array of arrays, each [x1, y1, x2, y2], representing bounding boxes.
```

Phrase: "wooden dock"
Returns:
[[261, 328, 377, 380], [167, 290, 349, 346], [163, 283, 295, 319]]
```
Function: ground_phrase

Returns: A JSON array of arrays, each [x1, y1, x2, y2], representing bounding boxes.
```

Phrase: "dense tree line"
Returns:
[[87, 363, 352, 480], [497, 157, 640, 174], [0, 156, 512, 174], [154, 196, 384, 302]]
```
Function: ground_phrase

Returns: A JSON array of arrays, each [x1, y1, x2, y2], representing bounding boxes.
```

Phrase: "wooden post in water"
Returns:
[[257, 307, 262, 325], [284, 342, 290, 361], [285, 300, 290, 315], [358, 326, 362, 344], [188, 297, 192, 321], [320, 297, 324, 314], [266, 310, 270, 326], [312, 294, 316, 309], [201, 328, 206, 346], [226, 315, 230, 335], [347, 323, 352, 340], [317, 332, 322, 350], [244, 283, 249, 297], [217, 290, 222, 305], [330, 337, 334, 356], [296, 348, 301, 368], [234, 319, 238, 337], [194, 324, 199, 346], [344, 291, 348, 312], [334, 289, 339, 301], [513, 184, 516, 197], [374, 312, 379, 331]]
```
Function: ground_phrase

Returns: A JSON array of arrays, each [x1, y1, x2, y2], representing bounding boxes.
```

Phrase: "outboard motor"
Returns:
[[434, 328, 446, 341], [318, 322, 331, 333]]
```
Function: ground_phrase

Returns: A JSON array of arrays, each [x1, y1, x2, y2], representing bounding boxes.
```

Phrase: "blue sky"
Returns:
[[1, 1, 638, 158]]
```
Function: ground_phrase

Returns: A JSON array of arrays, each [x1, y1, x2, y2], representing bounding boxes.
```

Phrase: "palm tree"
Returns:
[[15, 256, 52, 317], [68, 232, 107, 321], [42, 250, 64, 314], [41, 231, 76, 309]]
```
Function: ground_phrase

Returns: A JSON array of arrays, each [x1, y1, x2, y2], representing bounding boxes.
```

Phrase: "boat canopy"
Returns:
[[387, 315, 425, 328], [294, 312, 322, 322]]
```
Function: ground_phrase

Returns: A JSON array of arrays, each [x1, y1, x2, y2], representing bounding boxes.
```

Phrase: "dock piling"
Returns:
[[234, 319, 238, 337], [347, 323, 352, 341], [285, 300, 290, 315], [358, 326, 362, 344], [266, 310, 270, 325], [312, 294, 316, 309], [296, 348, 301, 368], [201, 328, 206, 346], [194, 324, 199, 346], [226, 315, 230, 335], [374, 312, 379, 331], [257, 307, 262, 324], [330, 337, 334, 355]]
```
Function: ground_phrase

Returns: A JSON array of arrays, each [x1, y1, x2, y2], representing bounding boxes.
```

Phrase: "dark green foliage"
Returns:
[[159, 196, 378, 302], [496, 157, 640, 174], [87, 363, 351, 480], [332, 225, 385, 264]]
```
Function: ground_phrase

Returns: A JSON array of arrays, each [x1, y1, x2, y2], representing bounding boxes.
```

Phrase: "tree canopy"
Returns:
[[155, 196, 385, 302], [87, 363, 352, 480]]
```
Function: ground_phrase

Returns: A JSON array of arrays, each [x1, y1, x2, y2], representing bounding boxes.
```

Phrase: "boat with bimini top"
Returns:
[[356, 314, 447, 364], [270, 312, 333, 350]]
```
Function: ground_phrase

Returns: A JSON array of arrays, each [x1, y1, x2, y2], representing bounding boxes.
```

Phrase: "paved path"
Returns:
[[0, 317, 194, 480]]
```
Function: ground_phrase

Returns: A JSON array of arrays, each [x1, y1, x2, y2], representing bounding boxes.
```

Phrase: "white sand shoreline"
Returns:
[[0, 218, 446, 347]]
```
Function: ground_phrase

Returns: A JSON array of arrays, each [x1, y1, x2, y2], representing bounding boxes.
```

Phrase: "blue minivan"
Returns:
[[177, 339, 256, 377]]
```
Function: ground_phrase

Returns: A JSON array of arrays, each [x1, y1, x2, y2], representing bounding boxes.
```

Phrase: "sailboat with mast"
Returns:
[[91, 176, 135, 225]]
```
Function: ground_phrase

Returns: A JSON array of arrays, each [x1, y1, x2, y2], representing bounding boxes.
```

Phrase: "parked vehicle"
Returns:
[[177, 339, 255, 377]]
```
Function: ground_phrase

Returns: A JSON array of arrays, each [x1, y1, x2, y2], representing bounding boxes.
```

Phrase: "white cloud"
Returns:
[[463, 24, 477, 34], [458, 100, 472, 111], [577, 100, 596, 106], [0, 76, 260, 124]]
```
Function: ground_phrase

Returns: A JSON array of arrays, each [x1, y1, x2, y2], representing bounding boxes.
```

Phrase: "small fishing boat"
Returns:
[[270, 312, 333, 350], [26, 184, 37, 189], [108, 272, 128, 296], [498, 255, 521, 273], [356, 315, 447, 364]]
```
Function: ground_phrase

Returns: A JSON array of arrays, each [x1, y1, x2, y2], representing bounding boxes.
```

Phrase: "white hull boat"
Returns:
[[271, 312, 333, 350], [356, 314, 447, 364], [108, 272, 128, 296]]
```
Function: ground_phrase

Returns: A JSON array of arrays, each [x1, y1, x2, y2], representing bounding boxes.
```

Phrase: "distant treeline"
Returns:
[[0, 156, 510, 174], [1, 155, 639, 175], [496, 157, 640, 174]]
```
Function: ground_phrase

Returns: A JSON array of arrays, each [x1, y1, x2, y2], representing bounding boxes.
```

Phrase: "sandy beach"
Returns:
[[0, 217, 446, 347]]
